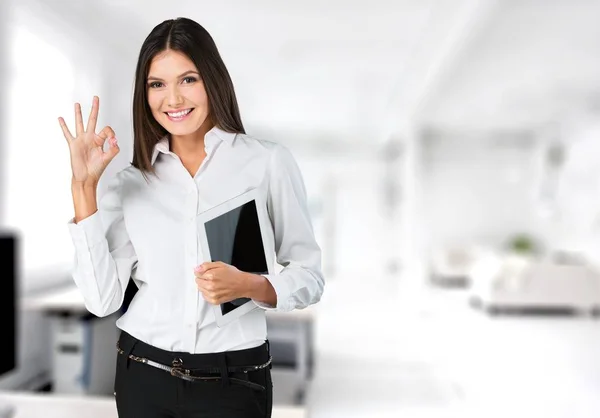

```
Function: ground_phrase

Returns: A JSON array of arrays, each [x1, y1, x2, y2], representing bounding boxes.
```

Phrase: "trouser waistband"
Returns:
[[117, 331, 271, 390]]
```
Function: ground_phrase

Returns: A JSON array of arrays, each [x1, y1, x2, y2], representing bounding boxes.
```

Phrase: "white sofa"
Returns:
[[469, 252, 600, 315], [429, 244, 483, 287]]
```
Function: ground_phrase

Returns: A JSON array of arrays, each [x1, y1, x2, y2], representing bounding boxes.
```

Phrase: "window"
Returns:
[[4, 24, 77, 292]]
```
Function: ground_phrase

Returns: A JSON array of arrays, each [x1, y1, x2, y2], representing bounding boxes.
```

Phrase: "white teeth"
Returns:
[[167, 109, 192, 118]]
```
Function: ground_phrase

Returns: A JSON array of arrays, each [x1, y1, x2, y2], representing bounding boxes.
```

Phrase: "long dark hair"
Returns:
[[131, 17, 245, 176]]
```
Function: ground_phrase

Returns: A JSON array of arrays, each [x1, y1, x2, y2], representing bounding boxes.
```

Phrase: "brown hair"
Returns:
[[131, 17, 245, 177]]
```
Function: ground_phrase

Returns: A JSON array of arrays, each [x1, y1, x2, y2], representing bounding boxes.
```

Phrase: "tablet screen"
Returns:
[[204, 199, 269, 315]]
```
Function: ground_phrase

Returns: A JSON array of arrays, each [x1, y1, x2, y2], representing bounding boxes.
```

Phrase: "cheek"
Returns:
[[190, 85, 209, 112], [147, 92, 162, 114]]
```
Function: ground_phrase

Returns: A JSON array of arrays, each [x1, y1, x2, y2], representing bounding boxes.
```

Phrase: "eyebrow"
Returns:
[[147, 70, 200, 82]]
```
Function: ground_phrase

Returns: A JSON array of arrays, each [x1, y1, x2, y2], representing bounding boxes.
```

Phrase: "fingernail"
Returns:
[[109, 137, 117, 146], [194, 265, 202, 273]]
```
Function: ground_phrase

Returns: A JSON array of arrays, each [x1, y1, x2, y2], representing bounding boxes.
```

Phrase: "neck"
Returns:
[[169, 118, 215, 159]]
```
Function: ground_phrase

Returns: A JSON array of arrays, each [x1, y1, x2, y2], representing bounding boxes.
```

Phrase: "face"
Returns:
[[146, 49, 211, 137]]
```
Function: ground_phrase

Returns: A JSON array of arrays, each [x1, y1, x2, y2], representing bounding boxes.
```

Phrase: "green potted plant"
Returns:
[[508, 233, 536, 255]]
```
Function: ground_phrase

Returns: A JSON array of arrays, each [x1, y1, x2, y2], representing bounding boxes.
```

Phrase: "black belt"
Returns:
[[116, 342, 272, 392]]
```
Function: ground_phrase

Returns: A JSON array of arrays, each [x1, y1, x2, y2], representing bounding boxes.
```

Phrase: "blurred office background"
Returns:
[[2, 0, 600, 417]]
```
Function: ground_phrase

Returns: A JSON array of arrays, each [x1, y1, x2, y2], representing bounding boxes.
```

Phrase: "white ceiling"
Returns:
[[93, 0, 484, 144], [421, 0, 600, 131], [17, 0, 600, 144]]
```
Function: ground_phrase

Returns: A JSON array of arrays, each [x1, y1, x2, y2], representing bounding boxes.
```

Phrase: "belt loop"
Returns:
[[218, 354, 229, 388]]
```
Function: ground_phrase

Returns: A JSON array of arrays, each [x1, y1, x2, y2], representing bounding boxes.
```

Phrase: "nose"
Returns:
[[167, 85, 184, 108]]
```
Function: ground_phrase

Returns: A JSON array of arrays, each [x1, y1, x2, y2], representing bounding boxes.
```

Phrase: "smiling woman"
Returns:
[[131, 19, 245, 178], [59, 16, 324, 418], [146, 53, 209, 138]]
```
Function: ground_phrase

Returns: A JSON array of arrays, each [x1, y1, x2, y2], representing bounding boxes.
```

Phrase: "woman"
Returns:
[[58, 17, 324, 418]]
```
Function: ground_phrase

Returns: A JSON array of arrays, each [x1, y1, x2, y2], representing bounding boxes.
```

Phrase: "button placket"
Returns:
[[183, 181, 200, 351]]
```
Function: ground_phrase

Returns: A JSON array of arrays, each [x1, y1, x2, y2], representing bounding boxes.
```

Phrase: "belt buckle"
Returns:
[[171, 358, 187, 378]]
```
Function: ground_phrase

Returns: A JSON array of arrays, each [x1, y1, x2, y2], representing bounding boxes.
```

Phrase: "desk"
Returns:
[[23, 286, 119, 395], [0, 391, 307, 418], [23, 284, 317, 319], [266, 307, 316, 404], [23, 285, 316, 402], [23, 286, 316, 358], [22, 286, 89, 313]]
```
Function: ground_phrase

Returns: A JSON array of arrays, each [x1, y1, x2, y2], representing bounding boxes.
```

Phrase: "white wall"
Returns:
[[0, 0, 8, 225], [291, 144, 398, 281], [4, 7, 99, 293], [2, 0, 140, 295], [420, 0, 600, 132], [0, 0, 137, 390], [551, 121, 600, 264], [0, 1, 53, 392], [420, 129, 548, 254], [418, 122, 600, 269]]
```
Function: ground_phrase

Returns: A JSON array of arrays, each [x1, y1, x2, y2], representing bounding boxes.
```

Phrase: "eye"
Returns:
[[148, 81, 163, 89], [182, 76, 197, 84]]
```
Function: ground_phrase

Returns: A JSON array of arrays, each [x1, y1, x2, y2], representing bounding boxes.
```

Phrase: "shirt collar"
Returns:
[[150, 126, 237, 165]]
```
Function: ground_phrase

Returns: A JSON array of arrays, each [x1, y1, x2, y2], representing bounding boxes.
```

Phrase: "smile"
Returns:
[[165, 108, 194, 121]]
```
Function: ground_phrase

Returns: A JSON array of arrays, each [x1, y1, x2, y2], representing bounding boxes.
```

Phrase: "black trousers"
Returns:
[[114, 331, 273, 418]]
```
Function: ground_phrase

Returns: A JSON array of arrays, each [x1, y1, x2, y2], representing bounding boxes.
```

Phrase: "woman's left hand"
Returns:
[[194, 261, 251, 305]]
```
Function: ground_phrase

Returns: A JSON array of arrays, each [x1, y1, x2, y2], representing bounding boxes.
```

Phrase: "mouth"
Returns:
[[165, 108, 194, 122]]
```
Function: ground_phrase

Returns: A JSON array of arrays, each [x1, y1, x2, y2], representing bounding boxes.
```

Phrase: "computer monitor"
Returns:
[[0, 232, 17, 378]]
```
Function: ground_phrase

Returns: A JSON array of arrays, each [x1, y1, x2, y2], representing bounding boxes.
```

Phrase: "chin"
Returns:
[[161, 119, 201, 136], [166, 125, 201, 136]]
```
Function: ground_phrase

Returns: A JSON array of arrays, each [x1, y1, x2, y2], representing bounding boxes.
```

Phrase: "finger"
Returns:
[[58, 117, 74, 142], [194, 269, 214, 280], [86, 96, 99, 133], [95, 125, 115, 147], [101, 137, 120, 164], [195, 261, 223, 274], [97, 125, 116, 141], [74, 103, 84, 136], [194, 273, 216, 283], [205, 297, 218, 305], [195, 275, 214, 290], [198, 289, 216, 304], [202, 292, 220, 305]]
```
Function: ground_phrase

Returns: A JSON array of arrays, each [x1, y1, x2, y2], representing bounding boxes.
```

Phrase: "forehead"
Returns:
[[148, 50, 197, 77]]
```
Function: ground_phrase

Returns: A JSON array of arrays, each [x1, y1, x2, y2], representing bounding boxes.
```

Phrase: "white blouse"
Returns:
[[67, 126, 324, 353]]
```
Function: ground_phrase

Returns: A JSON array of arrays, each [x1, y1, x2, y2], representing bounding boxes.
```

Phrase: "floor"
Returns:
[[295, 274, 600, 417]]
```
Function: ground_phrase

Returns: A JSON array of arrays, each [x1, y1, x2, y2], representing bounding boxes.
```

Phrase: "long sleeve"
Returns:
[[67, 173, 137, 317], [253, 144, 325, 312]]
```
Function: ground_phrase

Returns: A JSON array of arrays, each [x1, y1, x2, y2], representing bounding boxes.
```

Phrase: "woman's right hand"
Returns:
[[58, 96, 120, 187]]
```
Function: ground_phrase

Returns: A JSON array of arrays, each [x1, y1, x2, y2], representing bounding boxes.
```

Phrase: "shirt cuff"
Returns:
[[67, 212, 105, 249], [252, 274, 290, 312]]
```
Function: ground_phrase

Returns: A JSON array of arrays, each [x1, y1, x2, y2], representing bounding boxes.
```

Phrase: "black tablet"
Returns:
[[197, 188, 275, 327]]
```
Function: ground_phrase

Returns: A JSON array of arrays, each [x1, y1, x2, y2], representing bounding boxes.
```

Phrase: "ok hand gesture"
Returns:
[[58, 96, 120, 186]]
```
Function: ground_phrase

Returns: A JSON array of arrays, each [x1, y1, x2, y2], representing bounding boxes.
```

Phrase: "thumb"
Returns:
[[102, 137, 120, 163]]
